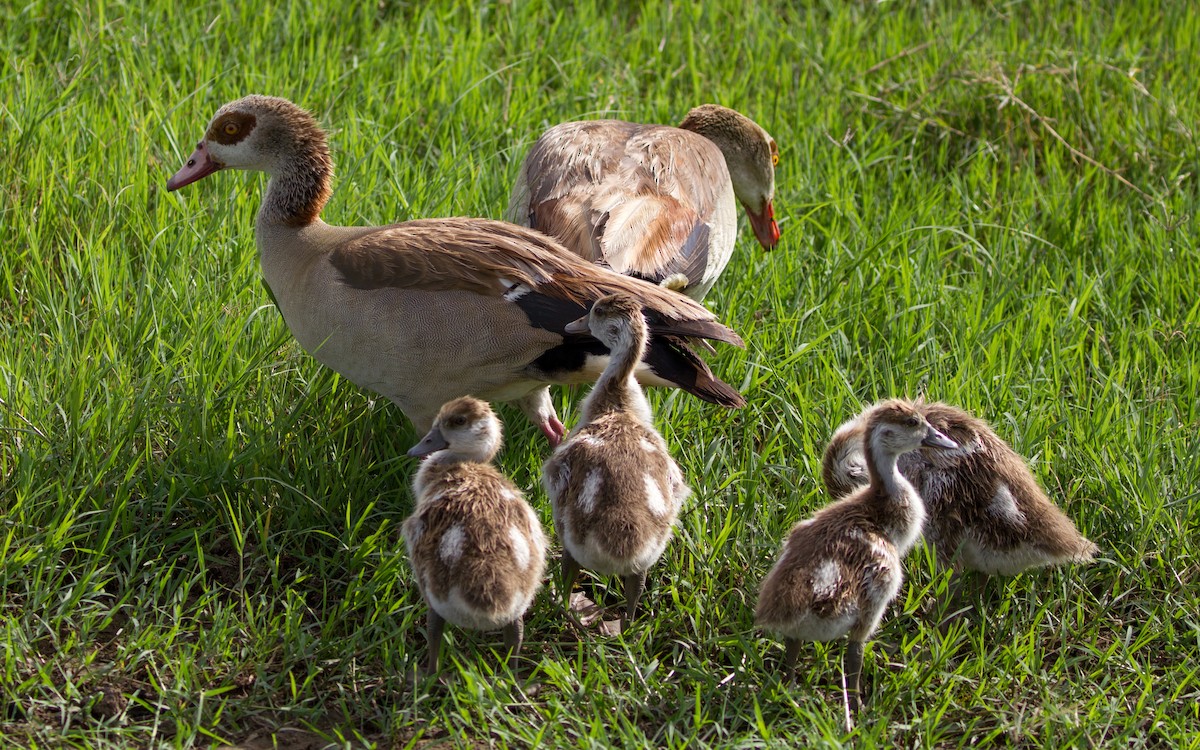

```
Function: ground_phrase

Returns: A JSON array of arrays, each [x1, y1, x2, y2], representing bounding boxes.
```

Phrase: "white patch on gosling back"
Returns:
[[439, 524, 466, 563], [579, 435, 606, 449], [501, 488, 521, 503], [988, 483, 1026, 525], [812, 559, 841, 598], [644, 474, 668, 516], [639, 437, 658, 453], [508, 525, 531, 568], [579, 469, 603, 514]]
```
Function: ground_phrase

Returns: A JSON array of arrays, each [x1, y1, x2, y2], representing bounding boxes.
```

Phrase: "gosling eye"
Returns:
[[448, 416, 467, 428], [905, 416, 919, 428]]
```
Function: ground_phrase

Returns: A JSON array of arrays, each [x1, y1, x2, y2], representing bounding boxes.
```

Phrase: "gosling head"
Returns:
[[864, 399, 958, 458], [407, 397, 503, 463], [564, 293, 648, 352], [678, 104, 780, 249], [166, 95, 331, 190]]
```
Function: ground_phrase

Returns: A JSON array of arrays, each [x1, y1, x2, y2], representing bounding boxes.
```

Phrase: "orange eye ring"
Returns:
[[771, 153, 779, 167], [223, 122, 239, 135]]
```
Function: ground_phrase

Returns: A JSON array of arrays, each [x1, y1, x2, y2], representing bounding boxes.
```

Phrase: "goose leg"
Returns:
[[561, 549, 580, 608], [424, 610, 445, 677], [622, 571, 646, 623], [783, 637, 801, 675], [842, 640, 864, 732], [503, 618, 524, 666]]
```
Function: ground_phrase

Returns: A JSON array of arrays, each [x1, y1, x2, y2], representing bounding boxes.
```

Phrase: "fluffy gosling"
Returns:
[[757, 399, 957, 729], [543, 294, 690, 627], [403, 397, 547, 676]]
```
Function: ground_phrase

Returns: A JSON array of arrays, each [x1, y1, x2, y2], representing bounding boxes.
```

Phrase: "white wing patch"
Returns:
[[645, 474, 669, 516], [439, 524, 466, 563], [812, 559, 841, 598], [579, 469, 604, 514], [988, 483, 1026, 525], [508, 525, 531, 568]]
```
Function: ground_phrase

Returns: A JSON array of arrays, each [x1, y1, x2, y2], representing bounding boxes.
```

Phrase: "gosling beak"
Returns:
[[564, 315, 591, 335], [745, 199, 780, 249], [167, 142, 222, 191], [407, 427, 449, 458], [921, 427, 957, 450]]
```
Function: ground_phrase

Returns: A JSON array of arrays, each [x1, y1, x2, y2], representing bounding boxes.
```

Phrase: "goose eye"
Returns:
[[223, 122, 239, 136], [771, 152, 779, 167]]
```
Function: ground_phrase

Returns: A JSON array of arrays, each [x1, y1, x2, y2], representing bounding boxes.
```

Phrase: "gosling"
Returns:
[[403, 397, 547, 676], [543, 294, 690, 626], [822, 402, 1098, 591], [757, 399, 957, 729]]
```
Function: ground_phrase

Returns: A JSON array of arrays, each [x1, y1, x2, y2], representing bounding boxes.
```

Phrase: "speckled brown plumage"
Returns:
[[507, 104, 778, 299], [402, 398, 546, 674], [757, 398, 958, 729], [543, 294, 689, 622], [822, 402, 1098, 576]]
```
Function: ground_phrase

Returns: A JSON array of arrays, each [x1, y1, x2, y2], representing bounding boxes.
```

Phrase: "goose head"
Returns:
[[864, 399, 957, 459], [408, 397, 503, 463], [565, 293, 648, 353], [166, 95, 332, 192], [678, 104, 780, 249]]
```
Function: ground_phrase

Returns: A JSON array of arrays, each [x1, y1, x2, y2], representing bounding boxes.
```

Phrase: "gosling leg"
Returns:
[[502, 618, 524, 666], [561, 549, 580, 608], [424, 610, 446, 677], [622, 571, 646, 623], [783, 637, 802, 684], [842, 639, 864, 732]]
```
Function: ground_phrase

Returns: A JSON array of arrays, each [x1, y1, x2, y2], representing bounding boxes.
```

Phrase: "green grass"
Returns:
[[2, 0, 1199, 746]]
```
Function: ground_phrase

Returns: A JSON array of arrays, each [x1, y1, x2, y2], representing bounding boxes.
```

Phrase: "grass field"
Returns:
[[3, 0, 1199, 747]]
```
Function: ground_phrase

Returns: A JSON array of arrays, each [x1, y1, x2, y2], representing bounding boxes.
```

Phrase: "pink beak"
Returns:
[[167, 142, 222, 191], [746, 199, 781, 249]]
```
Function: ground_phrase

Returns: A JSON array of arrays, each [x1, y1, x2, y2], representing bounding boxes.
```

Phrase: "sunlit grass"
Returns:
[[2, 0, 1198, 747]]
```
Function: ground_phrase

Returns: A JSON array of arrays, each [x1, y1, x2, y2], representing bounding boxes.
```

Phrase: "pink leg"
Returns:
[[540, 415, 566, 447]]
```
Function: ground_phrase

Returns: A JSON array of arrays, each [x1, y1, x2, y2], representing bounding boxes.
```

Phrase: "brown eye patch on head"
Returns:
[[207, 112, 257, 145]]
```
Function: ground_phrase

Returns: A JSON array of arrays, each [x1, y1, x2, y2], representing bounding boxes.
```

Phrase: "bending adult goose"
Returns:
[[543, 294, 690, 628], [165, 96, 746, 445], [756, 399, 957, 730], [821, 402, 1098, 581], [506, 104, 780, 300]]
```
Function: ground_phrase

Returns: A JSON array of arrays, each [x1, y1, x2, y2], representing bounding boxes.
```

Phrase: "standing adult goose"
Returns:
[[756, 399, 957, 730], [165, 96, 746, 445], [821, 402, 1099, 582], [506, 105, 780, 300], [543, 294, 690, 628]]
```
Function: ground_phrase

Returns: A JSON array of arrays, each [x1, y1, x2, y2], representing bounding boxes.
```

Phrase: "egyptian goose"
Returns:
[[165, 96, 746, 446], [402, 397, 547, 676], [756, 399, 957, 730], [821, 402, 1099, 583], [542, 294, 690, 626], [506, 104, 780, 300]]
